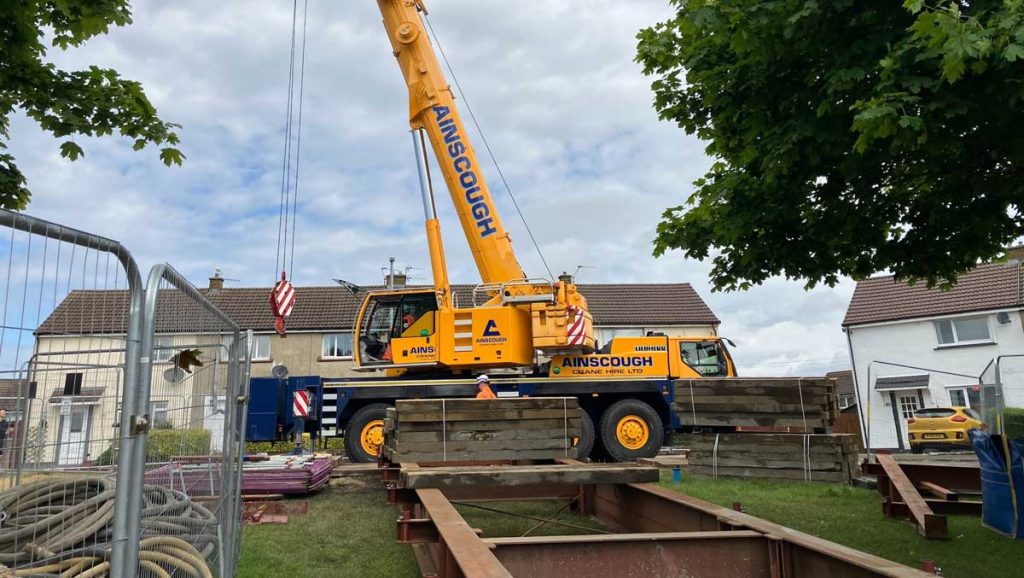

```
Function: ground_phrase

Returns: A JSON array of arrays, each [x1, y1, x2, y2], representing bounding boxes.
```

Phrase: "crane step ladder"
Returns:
[[320, 392, 339, 438]]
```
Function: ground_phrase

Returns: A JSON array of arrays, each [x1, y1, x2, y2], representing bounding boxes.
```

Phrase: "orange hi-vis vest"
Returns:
[[476, 384, 496, 399]]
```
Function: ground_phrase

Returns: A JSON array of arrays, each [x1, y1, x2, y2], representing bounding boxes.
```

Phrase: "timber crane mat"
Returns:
[[366, 458, 937, 578]]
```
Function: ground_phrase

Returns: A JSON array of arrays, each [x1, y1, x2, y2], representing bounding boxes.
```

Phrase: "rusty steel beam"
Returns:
[[440, 483, 582, 503], [486, 531, 771, 578], [592, 484, 934, 577], [416, 489, 512, 578], [862, 459, 980, 493]]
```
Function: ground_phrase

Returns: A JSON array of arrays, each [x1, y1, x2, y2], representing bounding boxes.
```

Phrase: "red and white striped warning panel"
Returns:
[[269, 272, 296, 336], [293, 390, 310, 418], [270, 277, 296, 318], [567, 305, 588, 346]]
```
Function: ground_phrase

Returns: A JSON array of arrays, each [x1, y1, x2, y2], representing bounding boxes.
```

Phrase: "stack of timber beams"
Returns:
[[673, 377, 838, 429], [687, 433, 862, 484], [384, 398, 580, 463]]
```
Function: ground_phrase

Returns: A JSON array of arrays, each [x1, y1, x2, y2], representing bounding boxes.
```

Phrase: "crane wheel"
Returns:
[[573, 410, 595, 460], [345, 404, 390, 463], [598, 399, 663, 462]]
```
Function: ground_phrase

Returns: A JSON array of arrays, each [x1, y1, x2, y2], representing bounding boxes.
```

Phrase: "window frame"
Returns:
[[898, 394, 920, 421], [153, 335, 175, 363], [250, 334, 272, 361], [150, 400, 170, 426], [321, 333, 354, 360], [933, 315, 993, 347]]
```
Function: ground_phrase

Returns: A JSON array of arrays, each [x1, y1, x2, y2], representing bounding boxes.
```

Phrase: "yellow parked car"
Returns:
[[908, 407, 985, 453]]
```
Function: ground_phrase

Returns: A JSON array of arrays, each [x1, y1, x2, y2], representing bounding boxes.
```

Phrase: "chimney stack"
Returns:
[[558, 271, 574, 285], [208, 269, 224, 291], [386, 273, 408, 288]]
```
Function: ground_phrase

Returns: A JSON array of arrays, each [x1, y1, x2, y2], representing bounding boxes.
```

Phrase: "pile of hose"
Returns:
[[0, 477, 216, 577]]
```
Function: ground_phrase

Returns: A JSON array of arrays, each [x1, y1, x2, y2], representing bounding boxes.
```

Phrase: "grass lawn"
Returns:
[[237, 471, 1022, 577], [238, 478, 418, 578], [661, 474, 1023, 578]]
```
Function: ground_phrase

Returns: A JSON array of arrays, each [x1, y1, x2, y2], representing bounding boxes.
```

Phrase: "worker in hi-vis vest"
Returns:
[[475, 375, 497, 399]]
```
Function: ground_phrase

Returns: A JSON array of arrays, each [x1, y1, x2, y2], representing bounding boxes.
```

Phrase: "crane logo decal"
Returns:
[[477, 319, 507, 345], [433, 105, 498, 239]]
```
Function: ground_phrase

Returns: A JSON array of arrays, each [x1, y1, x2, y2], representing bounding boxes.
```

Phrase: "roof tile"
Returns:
[[37, 283, 719, 334], [843, 262, 1023, 326]]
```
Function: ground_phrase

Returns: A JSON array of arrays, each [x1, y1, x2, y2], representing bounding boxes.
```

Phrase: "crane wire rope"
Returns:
[[275, 0, 310, 281], [422, 14, 554, 281]]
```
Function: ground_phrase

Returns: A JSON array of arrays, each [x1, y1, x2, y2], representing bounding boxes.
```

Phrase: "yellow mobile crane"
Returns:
[[317, 0, 738, 463], [353, 0, 596, 373]]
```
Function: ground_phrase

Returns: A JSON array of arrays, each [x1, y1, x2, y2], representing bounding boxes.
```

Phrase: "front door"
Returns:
[[57, 406, 90, 466], [896, 393, 920, 448]]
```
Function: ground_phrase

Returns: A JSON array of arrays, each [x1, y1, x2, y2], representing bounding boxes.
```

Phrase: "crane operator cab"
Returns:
[[357, 289, 440, 367]]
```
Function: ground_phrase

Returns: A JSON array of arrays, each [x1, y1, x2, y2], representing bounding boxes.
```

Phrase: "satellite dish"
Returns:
[[163, 367, 187, 384], [272, 364, 290, 379]]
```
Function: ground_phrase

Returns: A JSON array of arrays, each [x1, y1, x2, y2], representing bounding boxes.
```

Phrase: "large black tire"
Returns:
[[345, 403, 389, 463], [574, 410, 595, 460], [599, 399, 664, 462]]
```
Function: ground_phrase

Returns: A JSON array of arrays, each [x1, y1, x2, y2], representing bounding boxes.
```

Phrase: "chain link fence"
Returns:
[[0, 209, 248, 577]]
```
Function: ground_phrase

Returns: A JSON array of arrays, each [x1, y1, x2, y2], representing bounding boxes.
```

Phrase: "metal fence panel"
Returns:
[[980, 354, 1024, 434], [0, 208, 147, 576], [0, 210, 247, 577], [133, 264, 248, 578]]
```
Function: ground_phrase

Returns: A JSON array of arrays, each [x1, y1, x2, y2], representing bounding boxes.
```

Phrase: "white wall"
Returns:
[[847, 309, 1024, 450]]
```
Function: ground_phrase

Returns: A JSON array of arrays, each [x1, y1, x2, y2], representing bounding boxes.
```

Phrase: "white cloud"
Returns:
[[4, 0, 854, 376]]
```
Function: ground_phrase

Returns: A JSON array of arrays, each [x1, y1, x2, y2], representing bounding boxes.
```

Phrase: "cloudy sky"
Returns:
[[6, 0, 855, 375]]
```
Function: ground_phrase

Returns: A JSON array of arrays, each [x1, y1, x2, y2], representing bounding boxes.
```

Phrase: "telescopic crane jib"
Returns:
[[353, 0, 595, 373]]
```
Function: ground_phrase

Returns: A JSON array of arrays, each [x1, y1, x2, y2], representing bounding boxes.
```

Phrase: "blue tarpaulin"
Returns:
[[970, 429, 1024, 539]]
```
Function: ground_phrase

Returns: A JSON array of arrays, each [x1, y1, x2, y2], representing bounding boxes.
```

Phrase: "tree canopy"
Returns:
[[0, 0, 182, 210], [637, 0, 1024, 290]]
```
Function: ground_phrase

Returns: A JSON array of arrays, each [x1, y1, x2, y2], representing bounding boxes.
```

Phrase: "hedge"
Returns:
[[95, 428, 213, 465], [1005, 408, 1024, 441]]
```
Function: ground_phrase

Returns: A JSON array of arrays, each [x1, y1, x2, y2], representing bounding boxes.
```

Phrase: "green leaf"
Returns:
[[1006, 43, 1024, 62], [59, 141, 83, 161], [160, 148, 185, 167]]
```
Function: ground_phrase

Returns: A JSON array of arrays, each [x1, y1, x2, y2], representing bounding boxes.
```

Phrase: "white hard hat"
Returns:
[[476, 374, 490, 383]]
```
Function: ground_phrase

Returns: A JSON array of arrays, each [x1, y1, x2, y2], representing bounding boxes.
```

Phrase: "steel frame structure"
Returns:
[[382, 460, 934, 578]]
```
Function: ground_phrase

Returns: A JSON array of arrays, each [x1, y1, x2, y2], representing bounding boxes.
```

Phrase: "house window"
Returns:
[[839, 395, 855, 409], [934, 316, 991, 345], [322, 333, 354, 359], [949, 389, 967, 407], [251, 335, 272, 361], [150, 401, 169, 426], [63, 373, 83, 396], [153, 335, 174, 362], [898, 394, 919, 420]]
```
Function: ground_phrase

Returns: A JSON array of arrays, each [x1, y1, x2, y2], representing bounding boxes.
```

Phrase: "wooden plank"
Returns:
[[677, 415, 828, 428], [676, 402, 831, 414], [400, 464, 658, 489], [918, 480, 959, 502], [397, 398, 578, 411], [686, 466, 850, 483], [876, 454, 948, 539], [385, 448, 577, 462], [687, 457, 846, 471], [390, 418, 582, 432], [390, 438, 574, 454], [396, 408, 581, 422], [395, 428, 580, 443]]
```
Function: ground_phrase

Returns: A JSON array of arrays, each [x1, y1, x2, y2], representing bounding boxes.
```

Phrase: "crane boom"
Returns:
[[378, 0, 525, 285]]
